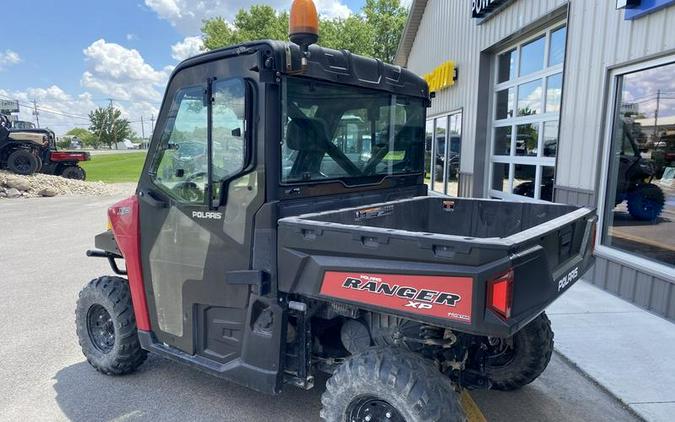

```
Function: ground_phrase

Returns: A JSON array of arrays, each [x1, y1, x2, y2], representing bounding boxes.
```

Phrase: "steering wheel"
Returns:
[[171, 172, 207, 202]]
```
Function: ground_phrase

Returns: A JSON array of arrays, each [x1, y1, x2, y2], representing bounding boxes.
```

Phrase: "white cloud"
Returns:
[[315, 0, 351, 19], [144, 0, 353, 34], [78, 39, 172, 135], [171, 36, 204, 61], [1, 40, 180, 136], [0, 50, 22, 71], [126, 33, 138, 41], [81, 39, 171, 103], [0, 86, 98, 134]]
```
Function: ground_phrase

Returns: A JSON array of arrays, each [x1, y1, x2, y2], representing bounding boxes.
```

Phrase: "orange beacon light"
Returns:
[[289, 0, 319, 49]]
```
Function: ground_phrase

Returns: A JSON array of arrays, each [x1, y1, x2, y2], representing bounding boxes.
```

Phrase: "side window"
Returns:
[[153, 85, 208, 203], [152, 79, 247, 204], [211, 79, 246, 200]]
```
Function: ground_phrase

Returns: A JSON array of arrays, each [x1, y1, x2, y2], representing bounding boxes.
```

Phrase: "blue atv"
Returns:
[[614, 123, 665, 221]]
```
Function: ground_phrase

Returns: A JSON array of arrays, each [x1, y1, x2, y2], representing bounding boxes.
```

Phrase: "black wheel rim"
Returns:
[[14, 156, 31, 173], [87, 304, 115, 353], [486, 337, 516, 368], [346, 396, 405, 422]]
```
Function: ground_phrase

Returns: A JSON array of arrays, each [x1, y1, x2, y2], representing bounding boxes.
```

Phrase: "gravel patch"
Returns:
[[0, 170, 135, 199]]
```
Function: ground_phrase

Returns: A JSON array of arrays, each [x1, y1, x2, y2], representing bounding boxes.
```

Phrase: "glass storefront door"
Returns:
[[425, 110, 462, 196], [489, 24, 567, 201]]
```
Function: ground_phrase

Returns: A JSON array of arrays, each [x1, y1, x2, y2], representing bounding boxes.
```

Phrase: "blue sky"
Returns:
[[1, 0, 373, 135]]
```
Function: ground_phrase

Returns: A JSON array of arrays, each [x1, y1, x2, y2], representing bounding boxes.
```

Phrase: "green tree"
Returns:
[[201, 1, 408, 62], [56, 137, 72, 149], [203, 6, 289, 50], [88, 106, 133, 149], [362, 0, 408, 63], [65, 127, 99, 149], [320, 16, 374, 57]]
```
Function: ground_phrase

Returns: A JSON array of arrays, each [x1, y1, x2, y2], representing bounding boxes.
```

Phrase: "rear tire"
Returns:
[[76, 276, 147, 375], [627, 183, 665, 221], [61, 165, 86, 180], [485, 312, 554, 391], [321, 347, 465, 422], [7, 149, 39, 175]]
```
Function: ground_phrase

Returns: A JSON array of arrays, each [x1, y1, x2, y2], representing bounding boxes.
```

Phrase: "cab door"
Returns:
[[136, 54, 262, 361]]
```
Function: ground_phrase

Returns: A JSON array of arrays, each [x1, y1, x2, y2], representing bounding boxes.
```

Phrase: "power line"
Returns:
[[0, 94, 91, 120]]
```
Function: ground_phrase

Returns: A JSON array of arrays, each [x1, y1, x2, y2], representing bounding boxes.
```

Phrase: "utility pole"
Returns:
[[108, 99, 116, 149], [140, 115, 145, 141], [654, 89, 661, 142], [32, 99, 40, 128], [150, 114, 155, 137]]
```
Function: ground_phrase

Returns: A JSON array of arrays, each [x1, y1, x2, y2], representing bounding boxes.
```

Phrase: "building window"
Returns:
[[425, 110, 462, 196], [489, 24, 566, 201], [601, 59, 675, 269]]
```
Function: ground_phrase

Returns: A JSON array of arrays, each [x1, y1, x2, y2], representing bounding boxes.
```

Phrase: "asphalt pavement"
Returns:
[[0, 193, 641, 421]]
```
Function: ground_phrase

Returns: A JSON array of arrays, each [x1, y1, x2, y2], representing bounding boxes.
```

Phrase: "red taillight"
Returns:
[[489, 270, 513, 319]]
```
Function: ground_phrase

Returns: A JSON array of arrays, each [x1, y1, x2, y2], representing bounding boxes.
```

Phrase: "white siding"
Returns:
[[405, 0, 675, 190], [557, 1, 675, 189], [406, 0, 567, 175]]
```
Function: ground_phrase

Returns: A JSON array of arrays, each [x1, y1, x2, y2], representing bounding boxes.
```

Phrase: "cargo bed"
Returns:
[[278, 197, 596, 337]]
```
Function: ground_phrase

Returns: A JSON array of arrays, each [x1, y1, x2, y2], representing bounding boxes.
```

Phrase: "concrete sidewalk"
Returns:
[[548, 281, 675, 422]]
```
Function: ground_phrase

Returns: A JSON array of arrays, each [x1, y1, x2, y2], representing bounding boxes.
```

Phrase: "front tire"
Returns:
[[7, 149, 39, 175], [627, 183, 665, 221], [485, 312, 554, 391], [76, 276, 147, 375], [321, 347, 465, 422]]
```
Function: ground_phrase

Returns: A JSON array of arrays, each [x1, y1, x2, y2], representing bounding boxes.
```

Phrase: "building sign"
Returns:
[[0, 99, 19, 113], [623, 0, 675, 19], [472, 0, 515, 19], [424, 61, 457, 93]]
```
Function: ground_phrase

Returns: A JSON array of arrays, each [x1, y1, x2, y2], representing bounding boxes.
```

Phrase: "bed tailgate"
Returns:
[[277, 204, 597, 337]]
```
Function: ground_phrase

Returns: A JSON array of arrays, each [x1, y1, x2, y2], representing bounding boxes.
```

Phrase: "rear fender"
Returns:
[[108, 195, 151, 331]]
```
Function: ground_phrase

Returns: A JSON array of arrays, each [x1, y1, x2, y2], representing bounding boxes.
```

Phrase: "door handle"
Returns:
[[139, 190, 168, 208]]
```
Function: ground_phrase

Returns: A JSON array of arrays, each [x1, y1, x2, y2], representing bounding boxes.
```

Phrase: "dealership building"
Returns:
[[396, 0, 675, 319]]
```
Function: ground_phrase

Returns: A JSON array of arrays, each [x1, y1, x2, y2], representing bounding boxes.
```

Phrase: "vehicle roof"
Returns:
[[173, 40, 429, 100]]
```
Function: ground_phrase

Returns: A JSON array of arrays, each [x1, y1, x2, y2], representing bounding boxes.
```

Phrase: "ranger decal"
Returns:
[[320, 272, 473, 323]]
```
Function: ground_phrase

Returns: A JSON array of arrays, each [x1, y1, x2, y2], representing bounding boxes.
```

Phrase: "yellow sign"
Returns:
[[424, 61, 456, 93]]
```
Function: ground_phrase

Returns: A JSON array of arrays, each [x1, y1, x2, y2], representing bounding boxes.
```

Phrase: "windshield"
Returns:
[[281, 77, 425, 184]]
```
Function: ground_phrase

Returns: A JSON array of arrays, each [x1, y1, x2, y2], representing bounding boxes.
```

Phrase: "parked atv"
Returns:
[[36, 129, 90, 180], [77, 2, 597, 420], [0, 125, 89, 179], [614, 123, 665, 221], [0, 124, 49, 175]]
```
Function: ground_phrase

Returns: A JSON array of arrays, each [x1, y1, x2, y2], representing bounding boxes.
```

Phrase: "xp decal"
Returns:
[[321, 272, 473, 323]]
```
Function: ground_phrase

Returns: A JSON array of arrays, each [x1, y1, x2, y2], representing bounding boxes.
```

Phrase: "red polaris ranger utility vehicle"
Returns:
[[77, 2, 596, 420]]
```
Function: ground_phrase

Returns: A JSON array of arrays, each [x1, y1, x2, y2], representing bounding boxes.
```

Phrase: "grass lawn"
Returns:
[[81, 152, 147, 183]]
